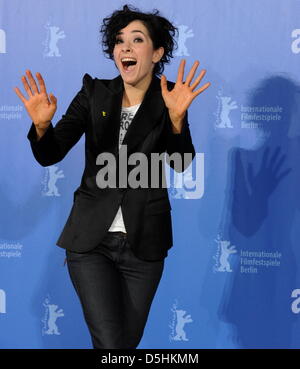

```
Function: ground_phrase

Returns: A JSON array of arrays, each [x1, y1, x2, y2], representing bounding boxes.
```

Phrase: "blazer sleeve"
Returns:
[[165, 109, 196, 173], [27, 73, 92, 167]]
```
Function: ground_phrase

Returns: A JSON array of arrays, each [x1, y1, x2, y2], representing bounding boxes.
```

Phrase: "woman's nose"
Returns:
[[122, 41, 132, 52]]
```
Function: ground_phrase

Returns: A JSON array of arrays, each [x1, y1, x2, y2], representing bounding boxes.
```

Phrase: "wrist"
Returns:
[[35, 121, 51, 129], [169, 110, 185, 134], [35, 122, 51, 140], [171, 124, 182, 134]]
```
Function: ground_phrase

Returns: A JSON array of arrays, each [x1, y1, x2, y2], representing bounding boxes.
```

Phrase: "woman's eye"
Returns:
[[115, 37, 143, 44]]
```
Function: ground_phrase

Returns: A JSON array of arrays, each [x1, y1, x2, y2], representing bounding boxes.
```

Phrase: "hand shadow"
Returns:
[[232, 146, 291, 237], [218, 75, 300, 348]]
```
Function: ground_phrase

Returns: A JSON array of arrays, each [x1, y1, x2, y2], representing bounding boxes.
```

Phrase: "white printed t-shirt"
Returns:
[[108, 103, 141, 232]]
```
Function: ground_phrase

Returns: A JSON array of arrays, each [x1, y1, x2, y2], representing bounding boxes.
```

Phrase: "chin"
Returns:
[[120, 74, 140, 86], [122, 73, 152, 88], [121, 78, 138, 86]]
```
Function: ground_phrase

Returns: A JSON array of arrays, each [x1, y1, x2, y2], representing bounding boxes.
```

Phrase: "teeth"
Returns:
[[121, 58, 137, 62]]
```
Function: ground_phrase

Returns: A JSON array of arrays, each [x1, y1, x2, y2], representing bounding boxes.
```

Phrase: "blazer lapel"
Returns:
[[122, 76, 165, 155], [92, 75, 123, 154], [92, 74, 165, 155]]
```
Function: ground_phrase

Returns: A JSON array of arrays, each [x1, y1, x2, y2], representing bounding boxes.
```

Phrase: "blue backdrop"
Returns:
[[1, 0, 300, 349]]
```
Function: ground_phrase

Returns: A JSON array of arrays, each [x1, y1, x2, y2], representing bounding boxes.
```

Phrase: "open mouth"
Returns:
[[121, 58, 137, 72]]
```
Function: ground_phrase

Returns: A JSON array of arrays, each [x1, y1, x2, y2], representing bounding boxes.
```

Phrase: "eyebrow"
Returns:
[[116, 30, 146, 36]]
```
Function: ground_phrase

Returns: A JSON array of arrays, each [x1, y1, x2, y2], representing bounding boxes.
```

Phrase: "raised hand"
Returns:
[[14, 70, 57, 129], [247, 147, 291, 196], [160, 59, 210, 132]]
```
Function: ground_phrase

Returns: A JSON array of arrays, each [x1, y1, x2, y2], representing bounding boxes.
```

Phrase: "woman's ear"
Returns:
[[153, 47, 164, 63]]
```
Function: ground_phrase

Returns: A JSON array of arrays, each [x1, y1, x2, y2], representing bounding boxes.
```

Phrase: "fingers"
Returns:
[[177, 59, 211, 96], [160, 74, 168, 93], [36, 72, 48, 95], [193, 81, 211, 97], [49, 93, 57, 105], [25, 70, 39, 94], [176, 59, 186, 84], [262, 147, 270, 168], [190, 69, 206, 90], [14, 70, 51, 104], [185, 60, 200, 86], [247, 162, 254, 184], [13, 86, 27, 103], [276, 168, 291, 183], [269, 146, 281, 167], [273, 153, 286, 175], [21, 74, 34, 97]]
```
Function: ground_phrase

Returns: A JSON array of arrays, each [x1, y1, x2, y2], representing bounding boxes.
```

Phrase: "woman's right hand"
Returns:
[[14, 70, 57, 130]]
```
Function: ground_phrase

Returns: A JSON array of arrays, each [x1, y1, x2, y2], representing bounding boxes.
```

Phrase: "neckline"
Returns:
[[121, 103, 141, 109]]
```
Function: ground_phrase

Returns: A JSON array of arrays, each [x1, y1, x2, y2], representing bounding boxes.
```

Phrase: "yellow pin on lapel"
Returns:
[[102, 111, 107, 117]]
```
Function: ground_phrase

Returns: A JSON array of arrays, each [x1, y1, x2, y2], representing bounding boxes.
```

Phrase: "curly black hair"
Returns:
[[100, 4, 178, 76]]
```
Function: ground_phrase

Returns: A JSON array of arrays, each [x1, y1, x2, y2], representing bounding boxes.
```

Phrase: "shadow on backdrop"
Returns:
[[218, 76, 300, 348]]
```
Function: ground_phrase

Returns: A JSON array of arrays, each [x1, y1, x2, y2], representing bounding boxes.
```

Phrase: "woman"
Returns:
[[14, 4, 210, 349]]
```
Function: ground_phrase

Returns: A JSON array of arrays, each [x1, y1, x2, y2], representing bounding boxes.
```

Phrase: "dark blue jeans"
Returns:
[[65, 231, 165, 349]]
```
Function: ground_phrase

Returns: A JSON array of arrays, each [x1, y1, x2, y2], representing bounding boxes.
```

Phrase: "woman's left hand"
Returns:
[[160, 59, 210, 133]]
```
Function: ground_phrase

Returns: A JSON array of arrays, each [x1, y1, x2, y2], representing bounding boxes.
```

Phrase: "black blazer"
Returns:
[[27, 73, 195, 261]]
